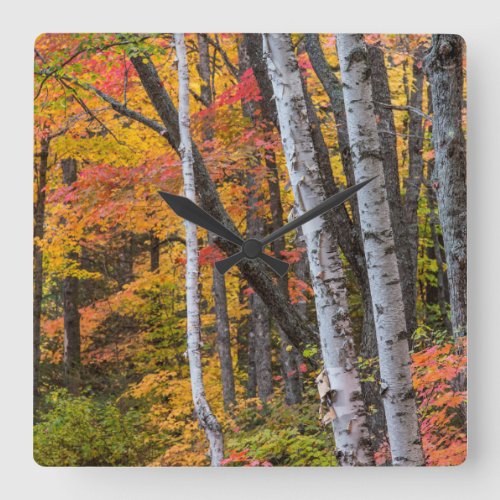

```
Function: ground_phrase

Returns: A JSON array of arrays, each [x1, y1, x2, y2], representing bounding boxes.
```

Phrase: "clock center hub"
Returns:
[[242, 239, 262, 259]]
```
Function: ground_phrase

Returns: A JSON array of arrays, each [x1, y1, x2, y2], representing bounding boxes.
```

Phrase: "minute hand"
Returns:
[[261, 177, 376, 246]]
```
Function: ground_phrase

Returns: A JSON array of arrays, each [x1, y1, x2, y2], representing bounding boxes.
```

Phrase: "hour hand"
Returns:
[[159, 192, 244, 247]]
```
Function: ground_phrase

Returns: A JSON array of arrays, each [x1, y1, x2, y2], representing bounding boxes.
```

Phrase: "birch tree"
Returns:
[[197, 34, 236, 409], [174, 33, 224, 466], [263, 33, 373, 466], [337, 34, 424, 466]]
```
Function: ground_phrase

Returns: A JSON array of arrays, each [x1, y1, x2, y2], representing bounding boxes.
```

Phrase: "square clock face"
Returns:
[[34, 33, 466, 467]]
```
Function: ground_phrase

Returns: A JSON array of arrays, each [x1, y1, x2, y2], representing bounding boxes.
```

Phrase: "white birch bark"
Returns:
[[174, 33, 224, 466], [263, 33, 373, 466], [336, 34, 424, 466]]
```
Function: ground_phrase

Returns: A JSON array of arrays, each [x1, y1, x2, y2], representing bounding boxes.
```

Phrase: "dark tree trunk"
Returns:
[[404, 45, 426, 307], [209, 234, 236, 408], [425, 35, 467, 339], [130, 55, 319, 361], [250, 292, 273, 402], [266, 152, 302, 405], [246, 319, 257, 398], [150, 232, 160, 271], [198, 34, 236, 408], [367, 44, 417, 341], [117, 231, 134, 288], [61, 158, 81, 395], [304, 34, 357, 193], [34, 137, 50, 400], [236, 285, 249, 373], [427, 158, 453, 335]]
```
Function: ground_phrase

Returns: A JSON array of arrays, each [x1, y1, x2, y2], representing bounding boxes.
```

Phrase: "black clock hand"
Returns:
[[260, 177, 376, 247], [159, 191, 287, 276], [159, 192, 244, 247], [215, 250, 289, 277]]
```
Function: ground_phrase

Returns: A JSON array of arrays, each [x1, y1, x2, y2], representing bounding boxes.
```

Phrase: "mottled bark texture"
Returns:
[[302, 36, 378, 347], [174, 34, 224, 466], [337, 34, 424, 466], [61, 158, 81, 395], [129, 54, 318, 361], [425, 35, 467, 339], [198, 34, 236, 409], [367, 45, 417, 340], [264, 33, 374, 466], [34, 138, 50, 399], [303, 34, 385, 442], [243, 34, 302, 404]]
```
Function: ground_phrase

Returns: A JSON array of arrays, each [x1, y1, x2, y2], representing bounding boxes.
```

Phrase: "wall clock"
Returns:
[[34, 32, 467, 467]]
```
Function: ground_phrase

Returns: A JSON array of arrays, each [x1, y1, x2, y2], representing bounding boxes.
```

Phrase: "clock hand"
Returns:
[[259, 253, 289, 277], [215, 250, 289, 277], [260, 177, 376, 247], [214, 251, 245, 275], [159, 191, 244, 247]]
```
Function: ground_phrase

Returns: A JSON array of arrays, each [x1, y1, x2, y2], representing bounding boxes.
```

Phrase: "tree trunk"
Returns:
[[61, 158, 81, 395], [246, 316, 257, 398], [117, 231, 134, 288], [150, 232, 160, 271], [209, 233, 236, 408], [424, 35, 467, 339], [264, 33, 374, 466], [267, 155, 303, 405], [300, 42, 385, 438], [34, 137, 50, 400], [242, 34, 303, 404], [174, 34, 224, 466], [198, 34, 236, 409], [427, 183, 453, 335], [302, 33, 381, 363], [367, 44, 417, 340], [404, 45, 426, 317], [304, 34, 357, 192], [130, 54, 318, 358], [249, 292, 273, 402], [337, 34, 424, 466], [243, 153, 273, 403]]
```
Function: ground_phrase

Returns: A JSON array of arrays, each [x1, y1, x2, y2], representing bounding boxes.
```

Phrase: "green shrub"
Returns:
[[34, 389, 158, 466]]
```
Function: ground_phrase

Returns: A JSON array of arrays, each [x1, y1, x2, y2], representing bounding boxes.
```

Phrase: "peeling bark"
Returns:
[[425, 35, 467, 339], [368, 44, 417, 340], [337, 34, 424, 466], [174, 34, 224, 466], [264, 33, 374, 466], [303, 36, 385, 441]]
